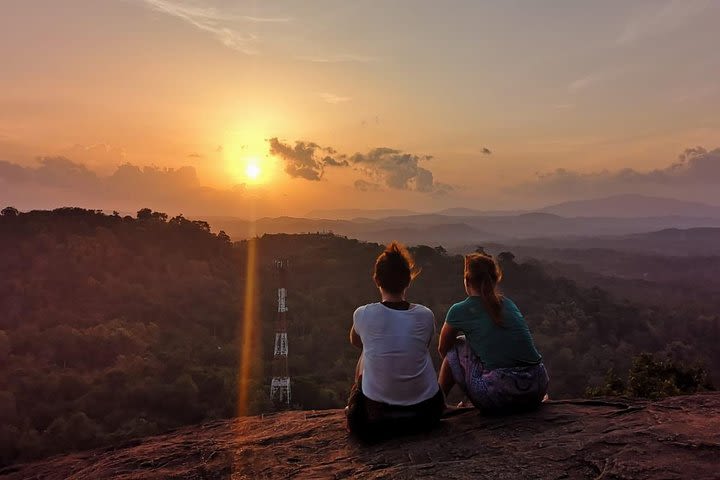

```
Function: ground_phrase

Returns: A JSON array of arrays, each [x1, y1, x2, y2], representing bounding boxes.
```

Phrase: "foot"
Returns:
[[444, 401, 473, 411]]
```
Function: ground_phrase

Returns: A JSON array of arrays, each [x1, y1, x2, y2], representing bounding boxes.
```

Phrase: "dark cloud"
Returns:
[[323, 156, 349, 167], [519, 146, 720, 202], [188, 153, 203, 158], [482, 147, 492, 155], [268, 137, 448, 194], [268, 137, 348, 181]]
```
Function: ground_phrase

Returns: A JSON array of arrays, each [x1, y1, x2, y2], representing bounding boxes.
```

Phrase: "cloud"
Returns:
[[61, 144, 127, 171], [568, 72, 608, 92], [568, 67, 633, 93], [354, 179, 382, 192], [323, 157, 350, 167], [296, 54, 377, 63], [268, 138, 348, 181], [267, 138, 447, 194], [671, 84, 719, 104], [188, 153, 203, 158], [481, 147, 492, 155], [319, 93, 351, 104], [349, 148, 440, 193], [617, 0, 715, 45], [0, 157, 250, 215], [0, 156, 98, 189], [431, 182, 454, 197], [140, 0, 290, 55], [516, 146, 720, 202], [109, 163, 200, 191]]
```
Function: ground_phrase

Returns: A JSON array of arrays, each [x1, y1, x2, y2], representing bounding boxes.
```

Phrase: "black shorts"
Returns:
[[346, 377, 445, 441]]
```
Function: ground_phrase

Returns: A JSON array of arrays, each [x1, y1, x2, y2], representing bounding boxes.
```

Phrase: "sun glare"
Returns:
[[221, 127, 277, 185], [246, 162, 261, 180]]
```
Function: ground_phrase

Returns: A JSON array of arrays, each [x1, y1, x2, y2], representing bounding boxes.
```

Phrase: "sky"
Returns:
[[1, 0, 720, 218]]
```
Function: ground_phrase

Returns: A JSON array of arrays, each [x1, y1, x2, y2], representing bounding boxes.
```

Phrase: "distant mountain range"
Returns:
[[502, 227, 720, 256], [305, 194, 720, 220], [205, 215, 720, 248], [305, 208, 419, 219], [203, 194, 720, 246], [538, 194, 720, 218]]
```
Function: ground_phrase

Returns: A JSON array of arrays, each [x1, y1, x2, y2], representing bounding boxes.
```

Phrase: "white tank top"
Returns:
[[353, 302, 439, 405]]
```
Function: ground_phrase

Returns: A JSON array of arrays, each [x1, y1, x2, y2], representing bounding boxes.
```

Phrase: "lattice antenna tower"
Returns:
[[270, 259, 291, 406]]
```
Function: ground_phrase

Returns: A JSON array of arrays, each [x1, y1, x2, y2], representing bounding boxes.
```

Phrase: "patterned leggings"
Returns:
[[446, 337, 549, 412]]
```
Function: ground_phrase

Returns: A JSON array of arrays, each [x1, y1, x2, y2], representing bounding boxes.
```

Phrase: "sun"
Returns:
[[245, 161, 261, 181]]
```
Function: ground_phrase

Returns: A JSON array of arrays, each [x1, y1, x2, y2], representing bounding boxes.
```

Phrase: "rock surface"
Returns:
[[2, 393, 719, 479]]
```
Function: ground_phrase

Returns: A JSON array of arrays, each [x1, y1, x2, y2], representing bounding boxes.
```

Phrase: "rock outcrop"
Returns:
[[2, 393, 719, 479]]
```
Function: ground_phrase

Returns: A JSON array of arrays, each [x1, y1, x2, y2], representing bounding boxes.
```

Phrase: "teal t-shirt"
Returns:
[[445, 296, 542, 370]]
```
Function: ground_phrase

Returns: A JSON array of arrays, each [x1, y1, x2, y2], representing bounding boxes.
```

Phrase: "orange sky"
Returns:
[[2, 1, 720, 217]]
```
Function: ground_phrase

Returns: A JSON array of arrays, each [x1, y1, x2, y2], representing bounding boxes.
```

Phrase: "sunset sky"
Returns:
[[2, 0, 720, 217]]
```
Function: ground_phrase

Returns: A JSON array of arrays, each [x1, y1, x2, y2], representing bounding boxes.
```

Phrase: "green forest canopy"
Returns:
[[0, 207, 716, 465]]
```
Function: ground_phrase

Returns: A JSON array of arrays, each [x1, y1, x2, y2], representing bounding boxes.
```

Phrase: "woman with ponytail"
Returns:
[[438, 253, 549, 412]]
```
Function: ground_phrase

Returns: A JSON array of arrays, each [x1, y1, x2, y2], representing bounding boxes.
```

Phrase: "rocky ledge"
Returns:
[[2, 393, 719, 479]]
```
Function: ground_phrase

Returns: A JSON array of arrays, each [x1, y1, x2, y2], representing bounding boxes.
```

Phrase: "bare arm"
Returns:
[[438, 322, 459, 358], [349, 326, 363, 349]]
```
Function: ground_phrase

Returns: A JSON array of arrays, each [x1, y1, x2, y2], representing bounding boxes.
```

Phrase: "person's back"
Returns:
[[346, 242, 444, 439], [354, 302, 438, 405], [445, 296, 541, 370], [438, 253, 549, 412]]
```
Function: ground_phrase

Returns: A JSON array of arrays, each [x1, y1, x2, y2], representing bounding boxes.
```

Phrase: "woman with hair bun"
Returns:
[[438, 253, 549, 413], [346, 241, 444, 440]]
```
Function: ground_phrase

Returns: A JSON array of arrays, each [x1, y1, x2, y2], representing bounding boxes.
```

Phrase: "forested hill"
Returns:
[[0, 207, 716, 467]]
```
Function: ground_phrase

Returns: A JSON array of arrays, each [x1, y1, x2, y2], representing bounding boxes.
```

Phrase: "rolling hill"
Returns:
[[539, 194, 720, 218]]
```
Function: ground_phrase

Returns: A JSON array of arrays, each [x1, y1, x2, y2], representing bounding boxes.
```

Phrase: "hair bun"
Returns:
[[373, 241, 420, 293]]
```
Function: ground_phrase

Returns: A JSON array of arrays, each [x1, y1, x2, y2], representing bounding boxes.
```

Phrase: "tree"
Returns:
[[0, 424, 20, 464], [136, 208, 153, 220], [0, 330, 9, 360], [585, 368, 625, 397], [151, 211, 168, 222], [0, 391, 17, 425], [1, 207, 19, 217], [217, 231, 231, 243], [136, 208, 167, 222], [191, 220, 210, 232], [587, 353, 715, 400], [44, 412, 101, 451], [498, 251, 516, 265], [627, 353, 713, 400], [169, 214, 187, 227]]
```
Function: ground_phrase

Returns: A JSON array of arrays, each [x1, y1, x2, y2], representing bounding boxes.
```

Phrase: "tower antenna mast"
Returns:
[[270, 259, 291, 406]]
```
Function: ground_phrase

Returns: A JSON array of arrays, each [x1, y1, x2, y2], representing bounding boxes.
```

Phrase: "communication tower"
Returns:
[[270, 259, 291, 406]]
